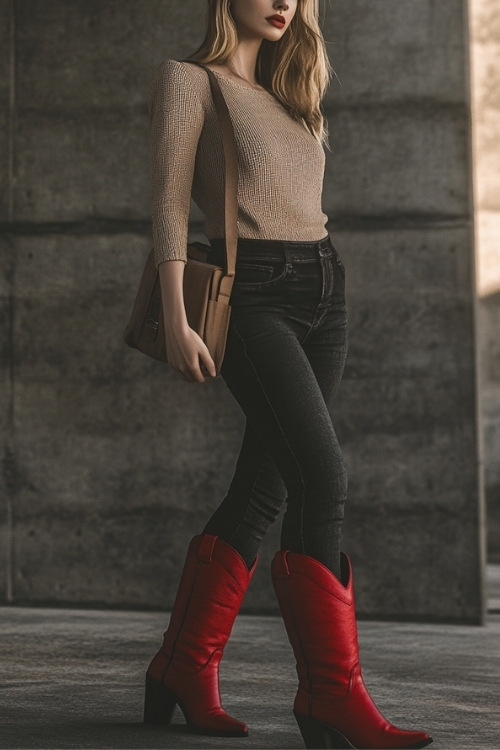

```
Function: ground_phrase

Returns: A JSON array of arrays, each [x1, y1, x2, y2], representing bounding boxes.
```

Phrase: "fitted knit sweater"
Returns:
[[149, 59, 329, 266]]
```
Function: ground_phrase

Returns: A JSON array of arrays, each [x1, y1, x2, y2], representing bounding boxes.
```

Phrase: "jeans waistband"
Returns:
[[209, 235, 333, 262]]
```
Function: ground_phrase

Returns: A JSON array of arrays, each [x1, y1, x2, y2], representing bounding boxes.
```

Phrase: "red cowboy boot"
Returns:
[[272, 550, 432, 749], [144, 534, 256, 736]]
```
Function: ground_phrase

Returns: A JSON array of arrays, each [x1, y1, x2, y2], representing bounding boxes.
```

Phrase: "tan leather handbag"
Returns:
[[123, 63, 238, 375]]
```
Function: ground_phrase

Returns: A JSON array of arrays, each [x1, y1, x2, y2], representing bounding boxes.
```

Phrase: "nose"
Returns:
[[273, 1, 289, 9]]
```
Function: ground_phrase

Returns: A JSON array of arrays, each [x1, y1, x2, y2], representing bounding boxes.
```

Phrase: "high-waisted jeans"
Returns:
[[202, 234, 349, 579]]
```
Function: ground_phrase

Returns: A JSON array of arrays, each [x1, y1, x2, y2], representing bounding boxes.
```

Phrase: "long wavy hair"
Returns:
[[185, 0, 332, 147]]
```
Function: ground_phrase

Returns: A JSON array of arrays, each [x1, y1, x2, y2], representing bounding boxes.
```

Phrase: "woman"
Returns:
[[143, 1, 432, 748]]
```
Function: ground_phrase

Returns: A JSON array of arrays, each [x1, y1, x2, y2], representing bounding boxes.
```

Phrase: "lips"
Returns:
[[266, 14, 286, 29]]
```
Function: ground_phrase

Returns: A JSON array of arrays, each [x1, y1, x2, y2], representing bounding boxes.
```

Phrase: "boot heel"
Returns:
[[143, 674, 177, 724], [293, 710, 354, 750]]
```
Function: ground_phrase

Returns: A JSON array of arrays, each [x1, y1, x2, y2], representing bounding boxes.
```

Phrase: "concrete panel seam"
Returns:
[[0, 220, 153, 237], [465, 0, 488, 624], [4, 0, 16, 604], [326, 214, 472, 231], [3, 247, 16, 604], [0, 215, 473, 237], [7, 0, 15, 223], [323, 100, 471, 118]]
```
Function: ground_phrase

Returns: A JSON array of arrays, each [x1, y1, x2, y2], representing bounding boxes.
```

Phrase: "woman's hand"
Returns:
[[158, 259, 217, 383], [165, 323, 217, 383]]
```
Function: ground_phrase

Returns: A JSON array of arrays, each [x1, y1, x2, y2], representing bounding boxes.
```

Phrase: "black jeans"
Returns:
[[203, 234, 349, 579]]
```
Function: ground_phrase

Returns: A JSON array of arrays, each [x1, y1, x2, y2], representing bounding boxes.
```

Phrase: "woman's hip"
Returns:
[[208, 234, 346, 315]]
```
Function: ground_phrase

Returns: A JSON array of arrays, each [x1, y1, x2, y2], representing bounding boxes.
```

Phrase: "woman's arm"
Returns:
[[158, 260, 216, 383], [149, 60, 203, 266], [149, 60, 216, 382]]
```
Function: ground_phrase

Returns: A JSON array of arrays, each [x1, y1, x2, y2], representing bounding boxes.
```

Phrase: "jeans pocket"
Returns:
[[234, 260, 287, 287]]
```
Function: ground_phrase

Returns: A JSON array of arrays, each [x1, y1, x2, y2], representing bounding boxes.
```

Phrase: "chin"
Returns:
[[236, 21, 286, 42], [261, 28, 286, 42]]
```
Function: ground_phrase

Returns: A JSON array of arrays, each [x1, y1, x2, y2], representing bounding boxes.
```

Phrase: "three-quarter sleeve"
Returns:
[[149, 59, 205, 266]]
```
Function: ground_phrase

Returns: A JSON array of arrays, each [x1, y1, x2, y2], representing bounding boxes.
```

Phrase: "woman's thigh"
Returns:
[[220, 309, 345, 505]]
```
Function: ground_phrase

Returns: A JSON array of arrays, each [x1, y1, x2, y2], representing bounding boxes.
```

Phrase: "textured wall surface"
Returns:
[[1, 0, 484, 621], [470, 0, 500, 562]]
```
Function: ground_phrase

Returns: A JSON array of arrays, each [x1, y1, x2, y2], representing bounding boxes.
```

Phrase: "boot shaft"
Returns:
[[272, 551, 360, 696], [162, 535, 255, 671]]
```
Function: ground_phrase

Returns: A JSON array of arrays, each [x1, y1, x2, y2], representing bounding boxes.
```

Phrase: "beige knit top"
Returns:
[[149, 59, 329, 266]]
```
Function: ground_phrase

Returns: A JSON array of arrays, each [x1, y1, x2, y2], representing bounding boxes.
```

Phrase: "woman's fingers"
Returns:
[[165, 326, 217, 383], [199, 344, 217, 379]]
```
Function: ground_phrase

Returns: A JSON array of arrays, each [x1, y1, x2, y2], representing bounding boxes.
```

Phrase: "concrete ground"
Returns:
[[1, 568, 499, 750]]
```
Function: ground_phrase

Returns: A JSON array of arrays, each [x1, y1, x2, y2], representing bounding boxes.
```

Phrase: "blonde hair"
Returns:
[[185, 0, 332, 147]]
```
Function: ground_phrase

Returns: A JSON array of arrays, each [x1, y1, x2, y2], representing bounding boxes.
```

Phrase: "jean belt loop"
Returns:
[[282, 241, 292, 264], [318, 234, 332, 258]]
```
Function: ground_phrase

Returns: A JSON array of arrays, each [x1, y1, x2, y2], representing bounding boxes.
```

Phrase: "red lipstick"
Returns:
[[266, 14, 286, 29]]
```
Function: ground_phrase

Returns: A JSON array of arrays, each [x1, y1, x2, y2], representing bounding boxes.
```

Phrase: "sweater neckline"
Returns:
[[209, 69, 271, 94]]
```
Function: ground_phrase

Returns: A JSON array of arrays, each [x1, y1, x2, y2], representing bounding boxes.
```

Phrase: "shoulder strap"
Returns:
[[179, 60, 238, 280]]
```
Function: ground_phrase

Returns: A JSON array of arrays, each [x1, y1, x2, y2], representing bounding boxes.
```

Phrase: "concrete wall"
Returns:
[[470, 0, 500, 562], [1, 0, 484, 622]]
